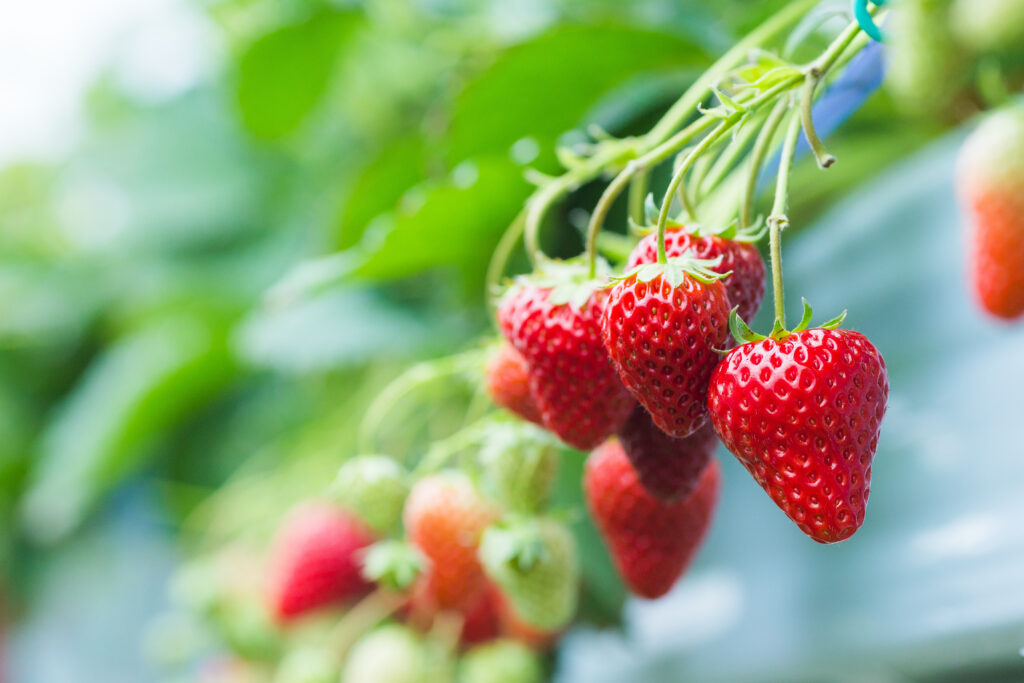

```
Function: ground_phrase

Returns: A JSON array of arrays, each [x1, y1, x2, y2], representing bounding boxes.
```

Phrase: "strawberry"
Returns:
[[627, 224, 766, 322], [602, 258, 730, 438], [267, 502, 375, 622], [459, 639, 543, 683], [404, 473, 499, 613], [617, 405, 718, 502], [957, 105, 1024, 320], [480, 421, 560, 513], [479, 518, 578, 632], [342, 624, 453, 683], [331, 455, 409, 536], [485, 343, 542, 425], [585, 440, 719, 599], [459, 586, 503, 647], [497, 259, 635, 451], [708, 327, 888, 543]]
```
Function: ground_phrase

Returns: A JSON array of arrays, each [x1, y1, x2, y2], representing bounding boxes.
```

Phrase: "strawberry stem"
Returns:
[[740, 98, 790, 230], [328, 588, 407, 662], [768, 108, 802, 331], [656, 123, 733, 263]]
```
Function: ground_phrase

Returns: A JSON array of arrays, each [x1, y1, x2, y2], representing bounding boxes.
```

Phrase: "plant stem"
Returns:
[[798, 15, 868, 168], [768, 109, 802, 329], [329, 589, 407, 661], [656, 123, 732, 262], [357, 351, 483, 456], [485, 208, 527, 316], [740, 98, 790, 229], [699, 108, 768, 201], [645, 0, 819, 145], [627, 169, 649, 226]]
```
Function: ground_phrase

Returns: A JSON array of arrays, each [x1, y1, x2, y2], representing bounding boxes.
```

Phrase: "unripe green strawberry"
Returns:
[[342, 624, 453, 683], [459, 640, 543, 683], [951, 0, 1024, 53], [957, 104, 1024, 320], [275, 646, 338, 683], [331, 455, 410, 535], [480, 422, 560, 514], [479, 518, 578, 632], [886, 0, 966, 117]]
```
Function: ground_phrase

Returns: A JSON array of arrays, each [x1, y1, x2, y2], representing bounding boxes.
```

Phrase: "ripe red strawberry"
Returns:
[[404, 473, 499, 613], [585, 440, 720, 599], [708, 328, 888, 543], [498, 260, 635, 450], [618, 405, 718, 502], [266, 501, 375, 622], [957, 105, 1024, 320], [459, 586, 503, 647], [627, 224, 766, 321], [486, 343, 543, 424], [602, 260, 730, 438]]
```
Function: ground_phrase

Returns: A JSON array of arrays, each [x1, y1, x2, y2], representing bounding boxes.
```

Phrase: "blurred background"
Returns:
[[1, 0, 1023, 681]]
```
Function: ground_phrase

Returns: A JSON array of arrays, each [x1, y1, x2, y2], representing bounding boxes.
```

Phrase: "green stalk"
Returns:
[[645, 0, 819, 145], [768, 109, 803, 330], [740, 98, 790, 229], [656, 123, 732, 262]]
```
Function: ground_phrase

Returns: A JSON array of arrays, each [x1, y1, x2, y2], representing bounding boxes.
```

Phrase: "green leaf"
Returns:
[[793, 298, 815, 332], [445, 25, 709, 168], [362, 540, 424, 591], [334, 135, 428, 250], [820, 309, 848, 330], [21, 315, 237, 543], [349, 158, 530, 290], [729, 307, 767, 344], [235, 8, 362, 140]]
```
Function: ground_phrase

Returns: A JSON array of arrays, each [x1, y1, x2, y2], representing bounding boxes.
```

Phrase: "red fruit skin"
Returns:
[[485, 343, 543, 424], [957, 109, 1024, 321], [707, 329, 888, 544], [498, 285, 635, 450], [459, 586, 503, 647], [627, 225, 766, 322], [585, 441, 720, 599], [267, 502, 375, 621], [602, 272, 730, 438], [618, 405, 718, 502], [404, 474, 499, 613], [968, 195, 1024, 319]]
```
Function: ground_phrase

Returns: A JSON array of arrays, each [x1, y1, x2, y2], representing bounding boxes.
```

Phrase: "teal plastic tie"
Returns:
[[853, 0, 885, 42]]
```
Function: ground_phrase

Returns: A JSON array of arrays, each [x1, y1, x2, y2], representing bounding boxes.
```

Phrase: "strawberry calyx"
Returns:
[[630, 198, 766, 244], [479, 519, 549, 574], [502, 256, 611, 312], [728, 298, 847, 344], [611, 253, 729, 288], [362, 540, 425, 591]]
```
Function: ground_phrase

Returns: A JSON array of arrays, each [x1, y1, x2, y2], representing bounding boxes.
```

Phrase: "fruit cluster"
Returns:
[[163, 4, 1024, 680]]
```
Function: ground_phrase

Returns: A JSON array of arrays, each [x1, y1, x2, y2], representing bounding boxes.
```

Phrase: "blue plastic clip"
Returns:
[[853, 0, 885, 42]]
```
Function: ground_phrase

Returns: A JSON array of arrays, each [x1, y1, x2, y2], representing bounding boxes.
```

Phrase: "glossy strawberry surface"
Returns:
[[499, 283, 634, 450], [585, 441, 719, 599], [708, 328, 888, 543], [602, 271, 729, 438], [485, 343, 543, 425], [267, 502, 375, 621], [404, 473, 499, 612], [618, 405, 718, 501], [627, 225, 766, 321]]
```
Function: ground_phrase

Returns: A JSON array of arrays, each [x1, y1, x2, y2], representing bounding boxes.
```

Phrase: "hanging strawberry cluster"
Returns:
[[167, 3, 900, 681]]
